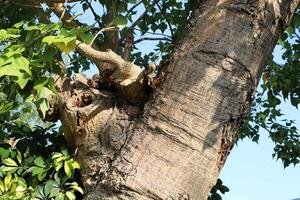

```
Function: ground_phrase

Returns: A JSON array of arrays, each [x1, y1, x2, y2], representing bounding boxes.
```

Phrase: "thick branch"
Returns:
[[32, 0, 148, 102], [76, 41, 143, 86]]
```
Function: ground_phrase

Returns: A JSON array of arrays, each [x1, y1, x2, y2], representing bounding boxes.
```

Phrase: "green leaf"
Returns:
[[0, 29, 20, 41], [0, 101, 14, 114], [45, 180, 60, 197], [78, 32, 93, 43], [71, 160, 80, 170], [61, 148, 68, 156], [0, 166, 18, 173], [66, 191, 76, 200], [4, 174, 12, 189], [35, 186, 45, 199], [43, 35, 76, 53], [55, 192, 66, 200], [54, 160, 64, 172], [3, 158, 18, 166], [35, 98, 49, 118], [16, 150, 22, 164], [0, 56, 31, 88], [52, 152, 63, 159], [38, 170, 48, 181], [30, 166, 44, 176], [114, 15, 127, 30], [54, 173, 61, 185], [15, 72, 30, 89], [34, 157, 46, 168], [0, 180, 4, 193], [34, 77, 49, 94], [15, 177, 27, 193], [38, 87, 54, 99], [70, 184, 83, 194], [14, 56, 31, 75], [64, 160, 73, 177], [0, 148, 10, 159]]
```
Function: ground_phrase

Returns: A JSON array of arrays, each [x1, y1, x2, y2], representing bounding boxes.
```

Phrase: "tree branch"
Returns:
[[50, 2, 79, 28], [102, 1, 119, 51], [89, 27, 116, 47], [153, 0, 174, 39], [25, 0, 52, 24], [134, 37, 172, 44], [129, 10, 147, 30], [125, 0, 143, 17], [133, 28, 172, 38], [75, 41, 143, 86], [84, 0, 102, 28], [35, 1, 146, 91]]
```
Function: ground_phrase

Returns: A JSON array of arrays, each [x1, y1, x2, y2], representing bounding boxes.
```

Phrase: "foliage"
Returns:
[[208, 179, 230, 200], [0, 146, 82, 200], [0, 102, 83, 199]]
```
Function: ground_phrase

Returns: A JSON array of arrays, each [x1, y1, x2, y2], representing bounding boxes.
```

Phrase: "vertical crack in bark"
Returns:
[[216, 114, 246, 172]]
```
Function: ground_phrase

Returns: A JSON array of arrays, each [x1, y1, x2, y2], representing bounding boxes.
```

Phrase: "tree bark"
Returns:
[[56, 0, 299, 199]]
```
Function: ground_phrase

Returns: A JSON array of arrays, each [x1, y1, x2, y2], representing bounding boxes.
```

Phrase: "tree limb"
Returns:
[[134, 37, 172, 44], [50, 2, 79, 28], [153, 0, 174, 39], [133, 27, 172, 38], [75, 41, 144, 86], [36, 1, 147, 97], [126, 0, 143, 17]]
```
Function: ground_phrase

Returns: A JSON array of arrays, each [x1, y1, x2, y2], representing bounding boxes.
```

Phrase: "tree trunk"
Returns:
[[57, 0, 299, 199]]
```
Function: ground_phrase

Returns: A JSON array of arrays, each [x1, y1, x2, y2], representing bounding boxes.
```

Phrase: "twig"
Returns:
[[50, 2, 79, 28], [59, 0, 68, 20], [120, 10, 147, 48], [153, 0, 174, 39], [89, 27, 116, 47], [126, 0, 143, 17], [133, 27, 172, 38], [134, 37, 172, 44], [84, 0, 102, 28], [129, 10, 147, 30]]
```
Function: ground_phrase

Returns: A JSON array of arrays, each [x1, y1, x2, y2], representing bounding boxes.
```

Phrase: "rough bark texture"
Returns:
[[53, 0, 299, 199]]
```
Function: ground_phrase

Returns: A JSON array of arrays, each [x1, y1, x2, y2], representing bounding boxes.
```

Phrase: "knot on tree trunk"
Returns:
[[47, 73, 142, 192]]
